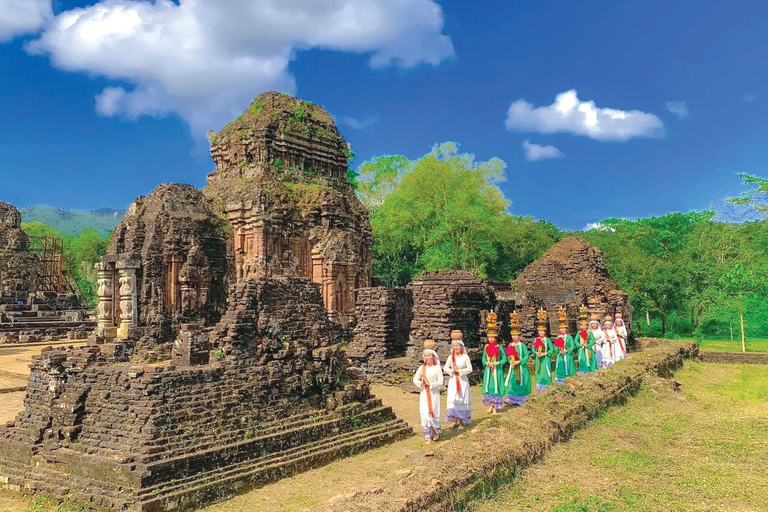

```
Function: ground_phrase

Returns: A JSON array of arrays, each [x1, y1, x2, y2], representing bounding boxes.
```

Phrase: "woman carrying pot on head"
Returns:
[[444, 331, 473, 428], [504, 312, 531, 405], [413, 347, 444, 443]]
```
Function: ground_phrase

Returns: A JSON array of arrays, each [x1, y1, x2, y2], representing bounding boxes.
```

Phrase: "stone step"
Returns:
[[138, 399, 388, 464], [137, 419, 412, 511]]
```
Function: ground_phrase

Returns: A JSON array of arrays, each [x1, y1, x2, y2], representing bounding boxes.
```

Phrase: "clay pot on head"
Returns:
[[423, 339, 437, 351], [450, 330, 463, 341]]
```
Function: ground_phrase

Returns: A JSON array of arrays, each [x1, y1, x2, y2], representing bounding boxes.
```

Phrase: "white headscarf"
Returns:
[[603, 320, 614, 330], [450, 339, 466, 355], [422, 349, 440, 368]]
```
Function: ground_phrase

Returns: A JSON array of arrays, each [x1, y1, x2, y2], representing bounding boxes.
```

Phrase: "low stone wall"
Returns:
[[327, 340, 698, 512], [699, 350, 768, 365]]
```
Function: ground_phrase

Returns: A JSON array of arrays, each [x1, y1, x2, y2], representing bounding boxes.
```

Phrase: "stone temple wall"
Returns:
[[347, 272, 516, 378], [406, 270, 498, 359], [513, 236, 632, 336], [0, 201, 38, 303], [0, 278, 409, 512], [97, 183, 230, 350], [346, 287, 413, 373]]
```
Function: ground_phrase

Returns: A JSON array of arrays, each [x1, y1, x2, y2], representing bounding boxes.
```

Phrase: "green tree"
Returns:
[[726, 173, 768, 221], [356, 155, 413, 212], [719, 263, 768, 352], [370, 142, 558, 286]]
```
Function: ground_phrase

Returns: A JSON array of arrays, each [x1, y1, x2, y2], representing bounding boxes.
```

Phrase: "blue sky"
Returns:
[[1, 0, 766, 230]]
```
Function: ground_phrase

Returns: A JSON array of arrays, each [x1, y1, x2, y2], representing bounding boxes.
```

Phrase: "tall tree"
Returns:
[[369, 142, 558, 286]]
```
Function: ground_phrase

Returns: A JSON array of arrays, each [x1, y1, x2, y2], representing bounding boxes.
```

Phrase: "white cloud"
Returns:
[[582, 222, 615, 232], [0, 0, 51, 42], [665, 100, 689, 119], [340, 115, 379, 130], [522, 139, 564, 162], [505, 90, 665, 142], [25, 0, 454, 135]]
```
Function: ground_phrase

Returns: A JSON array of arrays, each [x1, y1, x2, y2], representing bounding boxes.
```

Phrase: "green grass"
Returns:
[[469, 362, 768, 512], [695, 336, 768, 353]]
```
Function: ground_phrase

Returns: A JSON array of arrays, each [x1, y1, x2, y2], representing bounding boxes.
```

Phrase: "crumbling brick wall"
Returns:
[[513, 237, 632, 335], [0, 201, 38, 303], [347, 287, 413, 373]]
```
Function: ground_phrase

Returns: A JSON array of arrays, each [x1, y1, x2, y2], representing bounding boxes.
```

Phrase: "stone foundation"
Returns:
[[0, 279, 409, 511]]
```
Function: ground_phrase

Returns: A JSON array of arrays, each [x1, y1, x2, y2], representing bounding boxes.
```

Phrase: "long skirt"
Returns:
[[445, 375, 472, 424], [482, 394, 504, 410], [419, 387, 441, 439]]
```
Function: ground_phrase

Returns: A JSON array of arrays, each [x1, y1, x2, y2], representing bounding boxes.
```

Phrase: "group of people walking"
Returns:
[[412, 306, 629, 443]]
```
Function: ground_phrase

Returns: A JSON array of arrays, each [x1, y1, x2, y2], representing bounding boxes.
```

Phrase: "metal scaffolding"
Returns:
[[28, 236, 78, 295]]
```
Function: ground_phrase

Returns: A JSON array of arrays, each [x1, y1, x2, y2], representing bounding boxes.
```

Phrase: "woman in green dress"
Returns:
[[482, 311, 507, 414], [504, 311, 531, 405], [532, 308, 555, 390], [576, 306, 597, 373], [553, 307, 576, 383]]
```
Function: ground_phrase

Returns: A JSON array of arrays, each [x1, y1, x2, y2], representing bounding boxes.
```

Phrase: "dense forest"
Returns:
[[21, 143, 768, 343]]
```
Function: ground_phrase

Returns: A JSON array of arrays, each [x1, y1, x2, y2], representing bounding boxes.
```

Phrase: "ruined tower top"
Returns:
[[0, 201, 29, 252], [205, 91, 351, 203]]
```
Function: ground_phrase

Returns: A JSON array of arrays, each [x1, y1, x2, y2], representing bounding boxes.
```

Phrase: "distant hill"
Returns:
[[21, 205, 125, 238]]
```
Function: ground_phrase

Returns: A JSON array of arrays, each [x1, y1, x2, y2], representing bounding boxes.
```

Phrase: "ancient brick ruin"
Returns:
[[347, 270, 515, 380], [204, 91, 371, 325], [0, 93, 406, 511], [0, 278, 408, 511], [0, 201, 37, 303], [512, 236, 632, 336], [0, 201, 94, 342], [95, 183, 229, 353]]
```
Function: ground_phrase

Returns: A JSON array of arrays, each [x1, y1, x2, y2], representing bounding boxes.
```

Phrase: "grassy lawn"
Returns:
[[696, 337, 768, 353], [468, 362, 768, 512]]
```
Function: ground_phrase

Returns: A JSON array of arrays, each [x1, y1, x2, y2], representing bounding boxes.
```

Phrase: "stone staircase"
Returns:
[[0, 399, 411, 512], [0, 303, 94, 343]]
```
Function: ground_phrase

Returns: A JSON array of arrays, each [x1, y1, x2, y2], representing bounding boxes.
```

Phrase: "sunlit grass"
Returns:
[[469, 362, 768, 512]]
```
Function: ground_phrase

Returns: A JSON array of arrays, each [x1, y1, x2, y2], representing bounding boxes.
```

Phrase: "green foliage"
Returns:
[[272, 158, 284, 169], [292, 105, 307, 122], [369, 142, 559, 286], [21, 222, 110, 308], [726, 173, 768, 220], [356, 154, 413, 211], [582, 212, 768, 338]]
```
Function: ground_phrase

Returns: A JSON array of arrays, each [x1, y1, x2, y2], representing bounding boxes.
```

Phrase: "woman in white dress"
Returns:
[[413, 349, 444, 443], [444, 339, 473, 429], [589, 319, 605, 369], [614, 316, 628, 360], [602, 318, 618, 368]]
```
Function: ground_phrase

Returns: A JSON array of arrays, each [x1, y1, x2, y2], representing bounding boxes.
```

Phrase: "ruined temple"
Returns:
[[0, 201, 94, 342], [0, 279, 408, 511], [0, 201, 37, 303], [93, 93, 371, 348], [0, 93, 406, 511], [512, 236, 632, 336], [204, 91, 371, 325], [95, 184, 229, 351]]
